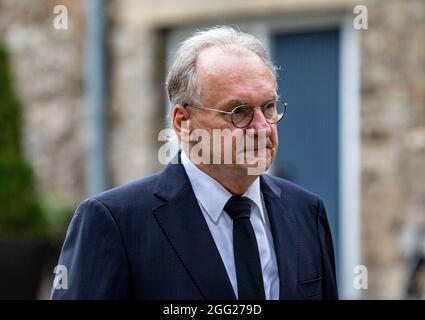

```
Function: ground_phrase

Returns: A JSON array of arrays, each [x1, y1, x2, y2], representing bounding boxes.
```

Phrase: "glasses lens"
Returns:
[[232, 105, 253, 128], [264, 101, 287, 124]]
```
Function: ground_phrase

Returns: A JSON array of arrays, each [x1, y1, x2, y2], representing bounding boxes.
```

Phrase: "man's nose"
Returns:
[[248, 109, 272, 135]]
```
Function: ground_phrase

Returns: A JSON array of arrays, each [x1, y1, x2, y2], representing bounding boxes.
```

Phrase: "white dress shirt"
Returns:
[[181, 150, 280, 299]]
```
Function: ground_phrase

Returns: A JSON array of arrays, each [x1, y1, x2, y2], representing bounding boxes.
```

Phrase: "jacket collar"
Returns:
[[153, 152, 236, 299], [260, 174, 298, 299]]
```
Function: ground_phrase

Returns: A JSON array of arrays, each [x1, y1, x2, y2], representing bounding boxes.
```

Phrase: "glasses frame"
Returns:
[[183, 99, 287, 128]]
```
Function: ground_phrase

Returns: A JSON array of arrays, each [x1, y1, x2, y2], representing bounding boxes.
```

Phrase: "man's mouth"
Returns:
[[245, 144, 273, 151]]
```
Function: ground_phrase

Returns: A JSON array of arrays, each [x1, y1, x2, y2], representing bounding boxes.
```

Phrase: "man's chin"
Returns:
[[244, 148, 272, 163], [239, 155, 272, 175]]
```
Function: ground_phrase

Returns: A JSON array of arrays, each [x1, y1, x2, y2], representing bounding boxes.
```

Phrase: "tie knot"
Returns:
[[224, 196, 252, 220]]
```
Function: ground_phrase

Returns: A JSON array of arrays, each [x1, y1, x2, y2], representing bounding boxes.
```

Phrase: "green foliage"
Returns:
[[42, 197, 75, 239], [0, 43, 49, 237]]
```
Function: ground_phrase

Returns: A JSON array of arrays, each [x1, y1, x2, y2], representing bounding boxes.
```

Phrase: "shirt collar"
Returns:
[[181, 150, 266, 224]]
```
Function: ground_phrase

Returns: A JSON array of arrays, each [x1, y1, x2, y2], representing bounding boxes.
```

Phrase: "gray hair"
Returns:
[[165, 26, 277, 114]]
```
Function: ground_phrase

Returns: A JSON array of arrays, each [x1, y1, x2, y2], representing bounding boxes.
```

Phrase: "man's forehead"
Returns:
[[198, 45, 255, 58], [196, 46, 265, 75], [195, 46, 276, 106]]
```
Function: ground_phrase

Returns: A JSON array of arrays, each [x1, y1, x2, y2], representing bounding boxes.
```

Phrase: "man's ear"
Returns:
[[172, 104, 191, 139]]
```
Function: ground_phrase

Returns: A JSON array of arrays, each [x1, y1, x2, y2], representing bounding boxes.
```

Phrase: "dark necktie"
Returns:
[[224, 196, 266, 300]]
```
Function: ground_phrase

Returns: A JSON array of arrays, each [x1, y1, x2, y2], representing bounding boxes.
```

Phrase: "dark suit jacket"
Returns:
[[51, 155, 338, 300]]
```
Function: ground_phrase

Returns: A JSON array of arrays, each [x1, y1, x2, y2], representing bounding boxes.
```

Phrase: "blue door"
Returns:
[[272, 29, 340, 259]]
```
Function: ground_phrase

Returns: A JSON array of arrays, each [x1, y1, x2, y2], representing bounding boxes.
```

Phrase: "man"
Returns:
[[51, 26, 338, 300]]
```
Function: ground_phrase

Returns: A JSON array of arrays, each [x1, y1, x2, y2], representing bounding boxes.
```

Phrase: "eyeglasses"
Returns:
[[184, 99, 287, 128]]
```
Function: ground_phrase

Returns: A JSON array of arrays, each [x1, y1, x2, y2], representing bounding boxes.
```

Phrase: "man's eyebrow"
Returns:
[[263, 96, 279, 103], [223, 99, 249, 107], [221, 96, 279, 109]]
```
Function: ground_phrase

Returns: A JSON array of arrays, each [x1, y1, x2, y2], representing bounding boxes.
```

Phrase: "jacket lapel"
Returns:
[[152, 156, 236, 300], [260, 175, 298, 299]]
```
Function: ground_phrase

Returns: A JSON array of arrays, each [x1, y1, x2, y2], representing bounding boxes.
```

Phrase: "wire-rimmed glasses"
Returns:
[[184, 99, 287, 128]]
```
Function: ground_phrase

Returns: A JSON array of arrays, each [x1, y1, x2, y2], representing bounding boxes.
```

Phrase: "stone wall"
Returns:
[[361, 0, 425, 298], [0, 0, 86, 205], [0, 0, 168, 201], [107, 1, 165, 186]]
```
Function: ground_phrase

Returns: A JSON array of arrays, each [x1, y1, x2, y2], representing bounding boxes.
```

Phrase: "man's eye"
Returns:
[[264, 103, 275, 110], [234, 107, 247, 114]]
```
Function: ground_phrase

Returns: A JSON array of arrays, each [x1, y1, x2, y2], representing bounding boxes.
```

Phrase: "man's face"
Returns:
[[187, 46, 279, 175]]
